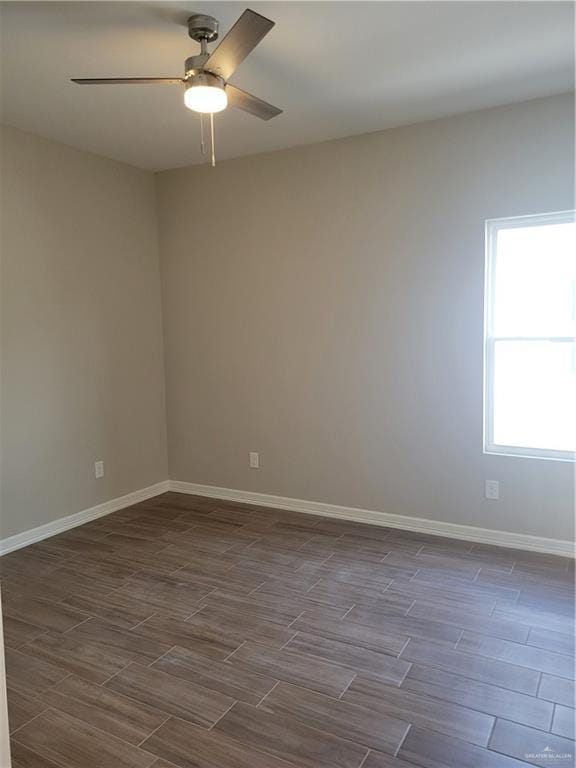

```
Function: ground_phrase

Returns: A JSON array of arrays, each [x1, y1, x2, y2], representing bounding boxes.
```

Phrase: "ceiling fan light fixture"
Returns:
[[184, 72, 227, 113]]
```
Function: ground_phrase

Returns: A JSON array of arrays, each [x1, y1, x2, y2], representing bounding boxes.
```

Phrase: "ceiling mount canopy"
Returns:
[[187, 13, 220, 45]]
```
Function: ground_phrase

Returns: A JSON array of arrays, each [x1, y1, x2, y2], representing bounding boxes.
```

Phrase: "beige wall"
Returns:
[[0, 126, 168, 539], [157, 93, 575, 542], [1, 95, 573, 545]]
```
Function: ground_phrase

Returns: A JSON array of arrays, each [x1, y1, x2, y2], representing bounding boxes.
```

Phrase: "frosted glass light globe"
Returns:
[[184, 83, 227, 113]]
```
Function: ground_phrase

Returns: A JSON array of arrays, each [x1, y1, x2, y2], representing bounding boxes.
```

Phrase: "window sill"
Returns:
[[484, 447, 576, 462]]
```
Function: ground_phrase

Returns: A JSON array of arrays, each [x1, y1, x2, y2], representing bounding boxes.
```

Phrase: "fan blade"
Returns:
[[71, 77, 184, 85], [227, 84, 282, 120], [204, 9, 274, 81]]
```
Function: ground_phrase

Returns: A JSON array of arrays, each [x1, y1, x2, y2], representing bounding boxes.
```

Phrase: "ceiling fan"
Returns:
[[72, 8, 282, 164]]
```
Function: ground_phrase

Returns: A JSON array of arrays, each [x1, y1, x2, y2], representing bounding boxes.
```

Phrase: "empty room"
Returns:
[[0, 2, 574, 767]]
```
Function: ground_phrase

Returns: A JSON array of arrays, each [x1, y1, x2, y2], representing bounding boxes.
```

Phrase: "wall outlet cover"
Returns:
[[485, 479, 499, 500], [249, 452, 260, 469], [95, 461, 104, 479]]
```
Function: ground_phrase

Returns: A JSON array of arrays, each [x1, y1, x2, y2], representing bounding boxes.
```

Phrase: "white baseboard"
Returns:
[[0, 481, 170, 556], [169, 480, 575, 558], [1, 478, 572, 559]]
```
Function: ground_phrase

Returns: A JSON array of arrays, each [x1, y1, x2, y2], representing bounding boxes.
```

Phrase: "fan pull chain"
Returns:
[[200, 114, 206, 156], [210, 112, 216, 167]]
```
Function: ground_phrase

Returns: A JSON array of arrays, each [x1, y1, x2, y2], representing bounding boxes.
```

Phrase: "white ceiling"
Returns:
[[1, 1, 573, 171]]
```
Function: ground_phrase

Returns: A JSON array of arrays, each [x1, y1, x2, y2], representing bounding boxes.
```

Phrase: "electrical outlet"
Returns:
[[94, 461, 104, 479], [485, 479, 499, 500], [249, 452, 260, 469]]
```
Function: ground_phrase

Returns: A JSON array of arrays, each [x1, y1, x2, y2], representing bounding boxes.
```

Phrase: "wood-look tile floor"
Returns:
[[1, 491, 574, 768]]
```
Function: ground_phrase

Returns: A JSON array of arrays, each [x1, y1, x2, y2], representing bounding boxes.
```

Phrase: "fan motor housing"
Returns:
[[184, 54, 210, 78], [184, 71, 225, 91]]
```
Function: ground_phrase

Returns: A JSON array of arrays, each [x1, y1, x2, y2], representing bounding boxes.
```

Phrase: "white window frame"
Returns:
[[483, 210, 576, 462]]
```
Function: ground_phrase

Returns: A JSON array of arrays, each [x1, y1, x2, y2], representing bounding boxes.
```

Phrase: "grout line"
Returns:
[[408, 568, 422, 583], [247, 581, 268, 596], [95, 581, 125, 598], [339, 603, 356, 620], [549, 703, 558, 733], [21, 704, 158, 767], [147, 644, 177, 667], [405, 599, 417, 615], [398, 636, 412, 659], [337, 671, 357, 700], [294, 535, 316, 553], [129, 612, 157, 631], [398, 661, 413, 687], [198, 586, 218, 603], [398, 636, 412, 656], [9, 705, 58, 738], [208, 699, 238, 731], [316, 552, 338, 569], [40, 669, 74, 689], [10, 737, 69, 768], [304, 577, 324, 594], [394, 722, 412, 758], [14, 673, 72, 712], [99, 660, 134, 687], [60, 616, 92, 635], [223, 640, 246, 663], [255, 680, 280, 708], [278, 632, 298, 651], [167, 563, 191, 577], [286, 610, 306, 629], [357, 749, 372, 768], [183, 604, 205, 621], [486, 716, 498, 748], [136, 714, 171, 747], [535, 671, 544, 698], [10, 627, 50, 651]]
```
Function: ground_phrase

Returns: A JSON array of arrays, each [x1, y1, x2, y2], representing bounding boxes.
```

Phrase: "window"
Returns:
[[484, 211, 576, 461]]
